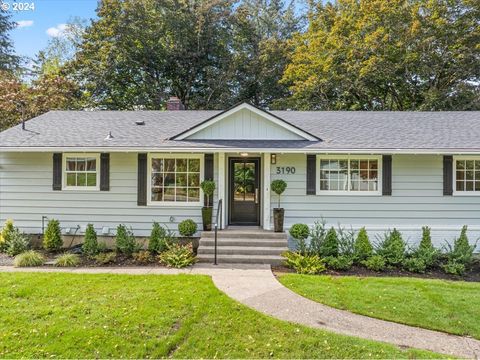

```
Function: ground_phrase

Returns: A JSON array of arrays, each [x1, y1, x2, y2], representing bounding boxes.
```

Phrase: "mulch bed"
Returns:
[[272, 263, 480, 282]]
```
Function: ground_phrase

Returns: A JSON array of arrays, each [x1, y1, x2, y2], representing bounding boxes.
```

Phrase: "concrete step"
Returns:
[[201, 230, 287, 239], [197, 246, 288, 256], [197, 253, 284, 265], [199, 238, 287, 248]]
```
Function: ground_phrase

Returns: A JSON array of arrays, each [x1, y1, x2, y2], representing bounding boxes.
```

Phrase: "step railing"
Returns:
[[213, 199, 222, 265]]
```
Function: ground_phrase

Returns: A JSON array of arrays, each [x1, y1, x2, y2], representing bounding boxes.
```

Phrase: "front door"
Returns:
[[229, 157, 261, 225]]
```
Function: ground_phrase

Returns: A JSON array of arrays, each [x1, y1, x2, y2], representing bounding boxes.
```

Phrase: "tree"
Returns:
[[282, 0, 480, 110], [0, 9, 19, 71]]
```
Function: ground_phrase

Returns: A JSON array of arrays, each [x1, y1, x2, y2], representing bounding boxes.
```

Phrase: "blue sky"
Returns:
[[6, 0, 98, 59]]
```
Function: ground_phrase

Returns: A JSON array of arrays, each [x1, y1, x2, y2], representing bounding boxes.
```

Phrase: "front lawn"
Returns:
[[0, 273, 440, 359], [279, 274, 480, 339]]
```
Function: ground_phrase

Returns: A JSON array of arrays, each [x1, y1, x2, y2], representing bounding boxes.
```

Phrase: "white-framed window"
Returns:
[[317, 155, 382, 195], [148, 154, 204, 205], [63, 153, 100, 190], [453, 157, 480, 195]]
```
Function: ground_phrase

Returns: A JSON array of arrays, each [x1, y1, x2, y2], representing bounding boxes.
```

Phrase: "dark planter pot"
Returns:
[[202, 206, 213, 231], [273, 208, 285, 232]]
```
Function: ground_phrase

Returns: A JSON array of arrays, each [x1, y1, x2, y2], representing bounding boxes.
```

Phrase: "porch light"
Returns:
[[271, 153, 277, 164], [240, 152, 249, 157]]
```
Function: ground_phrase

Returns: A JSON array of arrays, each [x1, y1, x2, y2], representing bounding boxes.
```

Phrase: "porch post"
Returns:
[[263, 152, 271, 230], [218, 152, 226, 229]]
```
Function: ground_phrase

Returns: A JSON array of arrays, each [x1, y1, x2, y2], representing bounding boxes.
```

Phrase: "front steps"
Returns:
[[197, 229, 288, 265]]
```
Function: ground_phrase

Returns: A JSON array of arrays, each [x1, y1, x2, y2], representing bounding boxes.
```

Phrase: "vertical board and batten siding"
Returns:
[[187, 108, 304, 140], [271, 153, 480, 249], [0, 152, 218, 236]]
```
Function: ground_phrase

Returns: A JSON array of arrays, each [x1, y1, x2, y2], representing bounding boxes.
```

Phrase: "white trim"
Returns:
[[263, 152, 271, 230], [172, 103, 319, 141], [62, 153, 100, 191], [452, 155, 480, 196], [146, 153, 204, 207], [316, 155, 382, 196], [218, 153, 226, 229]]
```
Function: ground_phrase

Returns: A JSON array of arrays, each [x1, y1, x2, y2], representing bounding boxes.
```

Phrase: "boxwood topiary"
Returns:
[[289, 224, 310, 240], [178, 219, 198, 237]]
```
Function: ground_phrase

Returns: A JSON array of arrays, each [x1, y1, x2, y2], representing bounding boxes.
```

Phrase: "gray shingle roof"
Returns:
[[1, 109, 480, 151]]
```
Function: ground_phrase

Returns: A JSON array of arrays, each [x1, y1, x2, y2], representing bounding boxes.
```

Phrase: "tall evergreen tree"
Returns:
[[0, 9, 19, 71]]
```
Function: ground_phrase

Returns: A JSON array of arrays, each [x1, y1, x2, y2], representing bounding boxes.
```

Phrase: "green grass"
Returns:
[[0, 273, 441, 359], [279, 274, 480, 339]]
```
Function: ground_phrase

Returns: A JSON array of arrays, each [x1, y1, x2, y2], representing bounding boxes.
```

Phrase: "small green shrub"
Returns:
[[362, 255, 386, 271], [354, 227, 373, 261], [445, 225, 476, 268], [282, 251, 326, 275], [324, 255, 353, 271], [94, 252, 116, 265], [115, 224, 140, 256], [178, 219, 197, 237], [271, 179, 287, 208], [43, 219, 63, 252], [133, 250, 153, 264], [337, 226, 355, 257], [443, 260, 466, 276], [419, 226, 433, 250], [55, 253, 80, 267], [148, 222, 172, 253], [158, 244, 196, 268], [320, 227, 339, 257], [14, 250, 44, 267], [403, 257, 426, 273], [309, 219, 327, 256], [376, 228, 406, 267], [289, 224, 310, 240], [5, 228, 29, 256], [82, 224, 99, 257], [0, 219, 15, 252]]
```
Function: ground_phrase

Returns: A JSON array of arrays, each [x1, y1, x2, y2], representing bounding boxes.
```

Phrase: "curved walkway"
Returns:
[[2, 264, 479, 358]]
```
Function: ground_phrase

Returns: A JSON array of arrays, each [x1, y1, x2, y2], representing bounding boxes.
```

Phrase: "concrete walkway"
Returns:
[[1, 264, 479, 358]]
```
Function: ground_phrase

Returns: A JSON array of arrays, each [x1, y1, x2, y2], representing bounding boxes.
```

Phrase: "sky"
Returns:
[[5, 0, 98, 60]]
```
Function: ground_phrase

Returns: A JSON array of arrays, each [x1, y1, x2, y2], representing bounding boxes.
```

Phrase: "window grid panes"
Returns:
[[151, 157, 201, 203], [65, 157, 97, 187], [455, 160, 480, 192], [319, 158, 379, 192]]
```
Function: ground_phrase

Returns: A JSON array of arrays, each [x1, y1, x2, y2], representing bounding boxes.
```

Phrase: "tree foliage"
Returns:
[[0, 9, 19, 71]]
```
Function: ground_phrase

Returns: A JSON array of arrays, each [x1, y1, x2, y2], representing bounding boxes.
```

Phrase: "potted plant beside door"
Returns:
[[271, 179, 287, 232], [200, 180, 216, 231]]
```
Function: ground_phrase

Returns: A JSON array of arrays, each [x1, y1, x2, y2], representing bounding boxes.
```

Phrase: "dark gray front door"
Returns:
[[229, 158, 260, 225]]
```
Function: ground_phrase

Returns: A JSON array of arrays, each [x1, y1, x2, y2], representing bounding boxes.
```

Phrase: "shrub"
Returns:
[[271, 179, 287, 208], [55, 253, 80, 267], [289, 224, 310, 240], [14, 250, 44, 267], [376, 228, 406, 267], [403, 257, 427, 273], [148, 222, 172, 254], [282, 251, 326, 275], [0, 219, 15, 252], [413, 227, 439, 268], [178, 219, 197, 237], [419, 226, 433, 250], [354, 227, 373, 261], [309, 219, 327, 255], [443, 260, 466, 276], [5, 228, 29, 256], [445, 225, 476, 268], [82, 224, 99, 257], [133, 250, 153, 264], [324, 255, 353, 271], [320, 227, 339, 257], [158, 243, 196, 268], [43, 219, 63, 252], [94, 252, 116, 265], [337, 226, 355, 256], [362, 255, 386, 271], [115, 224, 140, 256]]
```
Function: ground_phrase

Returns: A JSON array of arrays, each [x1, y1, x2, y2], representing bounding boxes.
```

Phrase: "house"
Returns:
[[1, 99, 480, 258]]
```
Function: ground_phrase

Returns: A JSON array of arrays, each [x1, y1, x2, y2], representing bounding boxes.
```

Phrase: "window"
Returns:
[[318, 156, 381, 194], [454, 158, 480, 193], [63, 154, 100, 190], [149, 155, 203, 204]]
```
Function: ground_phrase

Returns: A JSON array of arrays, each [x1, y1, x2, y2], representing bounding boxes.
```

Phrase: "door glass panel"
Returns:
[[234, 162, 255, 202]]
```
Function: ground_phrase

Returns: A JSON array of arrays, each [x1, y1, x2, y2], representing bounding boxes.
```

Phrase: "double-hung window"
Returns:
[[454, 157, 480, 194], [63, 154, 100, 190], [317, 156, 381, 195], [149, 154, 203, 205]]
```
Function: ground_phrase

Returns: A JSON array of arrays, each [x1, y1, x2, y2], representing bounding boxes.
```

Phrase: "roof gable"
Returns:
[[171, 103, 320, 141]]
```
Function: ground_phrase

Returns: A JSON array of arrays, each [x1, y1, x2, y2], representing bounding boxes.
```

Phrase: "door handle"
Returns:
[[255, 188, 259, 204]]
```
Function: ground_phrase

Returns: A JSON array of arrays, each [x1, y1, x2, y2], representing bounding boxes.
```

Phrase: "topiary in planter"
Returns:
[[200, 180, 216, 231], [82, 224, 99, 257], [178, 219, 198, 237], [271, 179, 287, 232], [43, 219, 63, 252]]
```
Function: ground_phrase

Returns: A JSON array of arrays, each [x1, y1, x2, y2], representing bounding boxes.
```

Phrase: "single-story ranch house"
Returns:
[[1, 99, 480, 258]]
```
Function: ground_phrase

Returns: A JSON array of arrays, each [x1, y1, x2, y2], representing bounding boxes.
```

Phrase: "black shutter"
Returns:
[[306, 154, 316, 195], [443, 155, 453, 196], [204, 153, 214, 206], [382, 155, 392, 196], [137, 153, 147, 206], [100, 153, 110, 191], [52, 153, 62, 191]]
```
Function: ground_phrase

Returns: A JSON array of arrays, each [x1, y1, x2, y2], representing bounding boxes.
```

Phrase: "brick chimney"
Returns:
[[166, 96, 185, 110]]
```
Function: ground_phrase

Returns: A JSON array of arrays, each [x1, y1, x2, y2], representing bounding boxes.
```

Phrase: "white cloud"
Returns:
[[46, 23, 68, 37], [16, 20, 34, 28]]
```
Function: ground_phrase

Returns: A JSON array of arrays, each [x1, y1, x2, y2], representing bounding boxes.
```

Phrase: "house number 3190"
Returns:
[[276, 166, 296, 174]]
